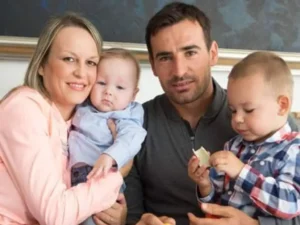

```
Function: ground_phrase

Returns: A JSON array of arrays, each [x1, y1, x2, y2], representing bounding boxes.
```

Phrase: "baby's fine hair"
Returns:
[[100, 48, 141, 85], [229, 51, 293, 98]]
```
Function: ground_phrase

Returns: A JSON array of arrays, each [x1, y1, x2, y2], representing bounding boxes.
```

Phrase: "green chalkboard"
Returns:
[[1, 0, 300, 52]]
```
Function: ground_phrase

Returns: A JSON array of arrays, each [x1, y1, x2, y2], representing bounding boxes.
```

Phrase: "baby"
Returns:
[[68, 48, 147, 225], [189, 51, 300, 219]]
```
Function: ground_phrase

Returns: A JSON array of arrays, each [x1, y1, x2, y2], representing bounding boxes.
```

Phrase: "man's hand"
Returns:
[[136, 213, 176, 225], [209, 151, 244, 179], [188, 156, 211, 197], [188, 203, 259, 225], [93, 193, 127, 225], [87, 154, 115, 179]]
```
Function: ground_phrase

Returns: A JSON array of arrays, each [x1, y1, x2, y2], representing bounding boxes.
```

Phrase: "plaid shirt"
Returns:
[[198, 123, 300, 219]]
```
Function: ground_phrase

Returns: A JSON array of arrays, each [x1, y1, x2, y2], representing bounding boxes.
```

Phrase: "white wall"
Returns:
[[0, 60, 28, 97], [1, 59, 300, 112]]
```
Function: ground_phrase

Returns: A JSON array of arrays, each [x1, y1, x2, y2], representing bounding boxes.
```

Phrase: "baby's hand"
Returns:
[[87, 154, 115, 180], [210, 150, 244, 179]]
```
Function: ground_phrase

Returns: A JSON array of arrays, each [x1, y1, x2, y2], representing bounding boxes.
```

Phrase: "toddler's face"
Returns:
[[90, 57, 138, 112], [227, 73, 282, 142]]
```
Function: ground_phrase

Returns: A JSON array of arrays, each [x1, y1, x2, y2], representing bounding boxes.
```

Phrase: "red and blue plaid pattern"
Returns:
[[198, 123, 300, 219]]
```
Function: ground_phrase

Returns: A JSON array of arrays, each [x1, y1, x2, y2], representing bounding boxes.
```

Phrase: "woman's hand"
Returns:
[[188, 203, 259, 225], [108, 119, 117, 140], [93, 193, 127, 225], [136, 213, 176, 225]]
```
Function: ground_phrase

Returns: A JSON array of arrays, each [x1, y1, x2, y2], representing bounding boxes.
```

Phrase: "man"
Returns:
[[124, 2, 299, 225]]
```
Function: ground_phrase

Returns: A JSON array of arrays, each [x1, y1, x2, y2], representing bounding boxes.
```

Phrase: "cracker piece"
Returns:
[[192, 147, 210, 167]]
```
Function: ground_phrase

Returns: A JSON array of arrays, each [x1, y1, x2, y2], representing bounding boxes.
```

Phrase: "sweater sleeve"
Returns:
[[0, 93, 123, 225], [105, 103, 147, 168], [235, 151, 300, 219]]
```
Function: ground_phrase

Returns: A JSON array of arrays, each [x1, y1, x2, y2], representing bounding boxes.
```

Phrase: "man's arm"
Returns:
[[288, 114, 299, 131], [258, 215, 300, 225], [124, 157, 145, 225]]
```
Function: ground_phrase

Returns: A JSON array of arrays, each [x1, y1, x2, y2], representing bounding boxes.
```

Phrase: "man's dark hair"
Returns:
[[145, 2, 212, 59]]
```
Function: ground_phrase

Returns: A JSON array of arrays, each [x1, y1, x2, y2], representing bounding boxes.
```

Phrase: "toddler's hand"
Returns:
[[210, 150, 244, 179], [188, 156, 211, 191], [87, 154, 115, 180]]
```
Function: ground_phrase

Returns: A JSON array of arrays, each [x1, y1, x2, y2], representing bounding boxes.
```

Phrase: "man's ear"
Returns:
[[277, 95, 290, 116], [209, 41, 219, 67]]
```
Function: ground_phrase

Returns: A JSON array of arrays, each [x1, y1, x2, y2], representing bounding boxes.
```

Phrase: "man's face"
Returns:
[[149, 19, 218, 105]]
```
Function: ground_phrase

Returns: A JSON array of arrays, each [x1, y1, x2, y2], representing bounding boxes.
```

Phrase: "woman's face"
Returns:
[[38, 26, 99, 118]]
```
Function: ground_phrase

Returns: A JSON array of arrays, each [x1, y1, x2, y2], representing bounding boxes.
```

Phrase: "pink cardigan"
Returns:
[[0, 87, 122, 225]]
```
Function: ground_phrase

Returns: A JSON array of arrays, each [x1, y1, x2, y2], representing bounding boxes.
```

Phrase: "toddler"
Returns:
[[189, 51, 300, 219]]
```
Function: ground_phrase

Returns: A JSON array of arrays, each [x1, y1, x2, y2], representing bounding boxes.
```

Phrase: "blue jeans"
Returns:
[[71, 165, 126, 225]]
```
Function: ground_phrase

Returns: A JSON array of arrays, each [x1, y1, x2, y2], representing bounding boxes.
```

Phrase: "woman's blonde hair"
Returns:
[[1, 12, 102, 103]]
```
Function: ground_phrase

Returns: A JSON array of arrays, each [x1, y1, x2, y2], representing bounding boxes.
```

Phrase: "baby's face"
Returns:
[[90, 57, 138, 112], [227, 73, 282, 142]]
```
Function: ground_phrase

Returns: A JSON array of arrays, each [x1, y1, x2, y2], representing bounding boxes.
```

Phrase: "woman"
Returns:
[[0, 13, 123, 225]]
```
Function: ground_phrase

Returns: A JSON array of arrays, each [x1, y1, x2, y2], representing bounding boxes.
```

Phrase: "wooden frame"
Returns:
[[1, 36, 300, 69], [1, 36, 300, 119]]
